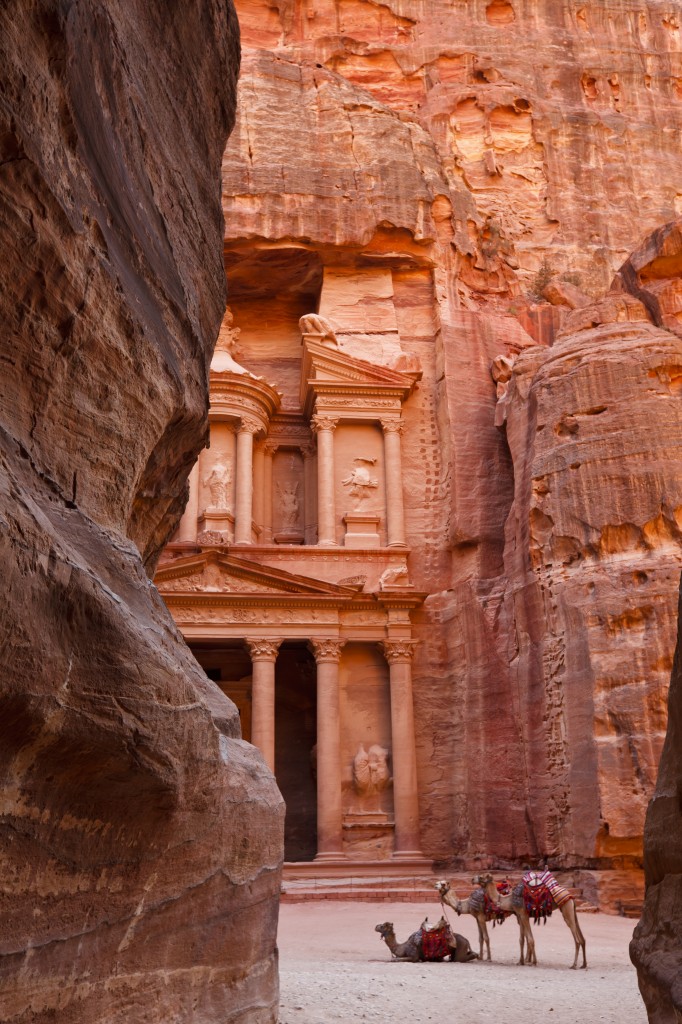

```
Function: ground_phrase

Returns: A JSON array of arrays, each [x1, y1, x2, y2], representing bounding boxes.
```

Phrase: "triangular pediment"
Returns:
[[304, 338, 419, 386], [155, 551, 364, 600]]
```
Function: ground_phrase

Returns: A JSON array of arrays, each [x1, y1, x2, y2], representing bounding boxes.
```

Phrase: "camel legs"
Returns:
[[560, 900, 587, 969], [476, 916, 491, 961], [518, 911, 536, 966]]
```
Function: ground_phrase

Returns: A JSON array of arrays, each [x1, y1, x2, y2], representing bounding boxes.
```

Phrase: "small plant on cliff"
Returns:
[[529, 256, 554, 300]]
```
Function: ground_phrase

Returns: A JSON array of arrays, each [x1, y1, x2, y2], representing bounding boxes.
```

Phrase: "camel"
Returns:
[[375, 919, 478, 963], [526, 871, 587, 970], [478, 872, 587, 969], [435, 879, 494, 961], [475, 874, 536, 966]]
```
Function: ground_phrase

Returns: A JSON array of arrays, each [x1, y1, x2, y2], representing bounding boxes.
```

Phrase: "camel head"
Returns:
[[474, 872, 494, 887], [434, 879, 450, 896], [375, 922, 394, 940]]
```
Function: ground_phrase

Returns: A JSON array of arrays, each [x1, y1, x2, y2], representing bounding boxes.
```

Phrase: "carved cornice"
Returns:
[[309, 638, 346, 662], [245, 637, 283, 660], [380, 640, 418, 663]]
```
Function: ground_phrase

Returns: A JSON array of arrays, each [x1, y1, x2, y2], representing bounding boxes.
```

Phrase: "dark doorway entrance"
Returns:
[[189, 641, 253, 742], [275, 642, 317, 861]]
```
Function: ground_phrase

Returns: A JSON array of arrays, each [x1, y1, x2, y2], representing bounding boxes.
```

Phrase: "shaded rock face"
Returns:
[[0, 3, 283, 1023], [631, 581, 682, 1020], [219, 0, 682, 897]]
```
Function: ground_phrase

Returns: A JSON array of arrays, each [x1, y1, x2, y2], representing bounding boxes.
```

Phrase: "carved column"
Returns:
[[302, 442, 317, 545], [246, 638, 282, 772], [382, 419, 407, 548], [381, 640, 421, 856], [261, 441, 277, 544], [310, 638, 346, 858], [234, 418, 259, 545], [176, 460, 200, 542], [312, 415, 337, 547], [253, 442, 265, 537]]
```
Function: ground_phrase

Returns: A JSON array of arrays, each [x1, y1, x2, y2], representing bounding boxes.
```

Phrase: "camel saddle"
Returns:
[[522, 868, 572, 923], [420, 922, 451, 961]]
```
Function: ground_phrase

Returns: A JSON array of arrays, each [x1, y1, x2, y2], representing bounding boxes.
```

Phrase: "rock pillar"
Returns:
[[246, 638, 282, 771], [234, 418, 258, 545], [382, 420, 407, 548], [312, 415, 337, 547], [310, 638, 346, 858], [381, 640, 421, 857]]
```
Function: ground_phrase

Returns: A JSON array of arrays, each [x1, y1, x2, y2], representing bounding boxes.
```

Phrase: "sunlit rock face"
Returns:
[[220, 0, 682, 899], [0, 3, 283, 1023]]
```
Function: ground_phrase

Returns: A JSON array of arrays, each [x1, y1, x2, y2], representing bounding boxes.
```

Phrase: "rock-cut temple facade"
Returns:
[[157, 304, 428, 867]]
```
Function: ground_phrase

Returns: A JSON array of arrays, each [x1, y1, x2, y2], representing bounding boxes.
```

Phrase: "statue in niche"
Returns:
[[342, 458, 379, 508], [353, 744, 391, 796], [204, 462, 231, 509], [276, 481, 300, 528]]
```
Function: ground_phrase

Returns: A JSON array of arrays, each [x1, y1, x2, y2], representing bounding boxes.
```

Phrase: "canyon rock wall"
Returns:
[[224, 0, 682, 894], [0, 3, 283, 1023]]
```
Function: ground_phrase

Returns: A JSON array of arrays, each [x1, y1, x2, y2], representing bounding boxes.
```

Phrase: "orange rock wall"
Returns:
[[226, 0, 682, 876]]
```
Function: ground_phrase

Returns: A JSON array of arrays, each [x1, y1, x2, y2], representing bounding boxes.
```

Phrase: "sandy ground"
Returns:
[[277, 901, 645, 1024]]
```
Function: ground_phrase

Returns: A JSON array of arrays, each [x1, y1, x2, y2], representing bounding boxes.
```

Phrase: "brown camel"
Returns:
[[478, 872, 587, 969], [475, 874, 536, 966], [375, 919, 478, 963], [435, 879, 493, 961]]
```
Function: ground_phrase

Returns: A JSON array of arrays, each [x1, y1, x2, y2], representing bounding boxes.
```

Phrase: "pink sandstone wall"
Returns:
[[223, 0, 682, 888]]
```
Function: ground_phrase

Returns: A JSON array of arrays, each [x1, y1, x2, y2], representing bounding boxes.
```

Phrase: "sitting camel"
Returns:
[[474, 874, 536, 966], [375, 919, 478, 963], [435, 879, 493, 961]]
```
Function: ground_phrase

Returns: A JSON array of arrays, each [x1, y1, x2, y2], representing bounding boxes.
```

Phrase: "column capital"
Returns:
[[239, 417, 260, 435], [262, 440, 279, 457], [381, 419, 404, 435], [309, 638, 346, 663], [301, 441, 317, 460], [312, 414, 338, 434], [246, 638, 283, 661], [381, 639, 418, 663]]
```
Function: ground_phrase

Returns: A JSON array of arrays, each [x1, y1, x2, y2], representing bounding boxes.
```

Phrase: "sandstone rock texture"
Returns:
[[0, 3, 283, 1023], [222, 0, 682, 902]]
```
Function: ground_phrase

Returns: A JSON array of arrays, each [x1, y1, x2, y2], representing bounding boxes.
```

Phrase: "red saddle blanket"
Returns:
[[421, 925, 451, 961]]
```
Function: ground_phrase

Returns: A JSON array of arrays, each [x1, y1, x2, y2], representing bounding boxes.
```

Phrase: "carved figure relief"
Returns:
[[277, 481, 300, 528], [353, 743, 392, 796], [379, 564, 410, 589], [299, 313, 337, 345], [342, 458, 379, 508], [204, 462, 232, 509]]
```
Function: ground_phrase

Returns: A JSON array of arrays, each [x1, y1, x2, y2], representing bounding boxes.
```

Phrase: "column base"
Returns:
[[387, 541, 408, 549], [392, 850, 427, 862], [317, 540, 337, 548], [314, 851, 346, 863]]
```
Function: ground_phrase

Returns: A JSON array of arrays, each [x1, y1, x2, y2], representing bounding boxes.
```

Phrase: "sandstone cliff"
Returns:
[[223, 0, 682, 893], [0, 3, 283, 1023]]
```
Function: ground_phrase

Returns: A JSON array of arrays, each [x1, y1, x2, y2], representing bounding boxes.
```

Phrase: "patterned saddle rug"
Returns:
[[421, 923, 451, 961], [523, 869, 573, 923]]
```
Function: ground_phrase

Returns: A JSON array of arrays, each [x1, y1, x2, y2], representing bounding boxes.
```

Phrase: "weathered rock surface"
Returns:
[[0, 3, 283, 1022], [220, 1, 682, 895]]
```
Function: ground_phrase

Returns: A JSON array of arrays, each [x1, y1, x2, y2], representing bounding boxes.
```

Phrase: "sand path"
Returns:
[[277, 901, 644, 1024]]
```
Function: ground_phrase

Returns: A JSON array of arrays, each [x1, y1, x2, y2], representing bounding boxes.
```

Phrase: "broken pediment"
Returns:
[[300, 333, 421, 415]]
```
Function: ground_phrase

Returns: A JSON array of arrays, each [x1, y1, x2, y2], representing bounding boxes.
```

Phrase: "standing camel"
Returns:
[[435, 880, 493, 961], [524, 869, 587, 969], [475, 874, 536, 966]]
